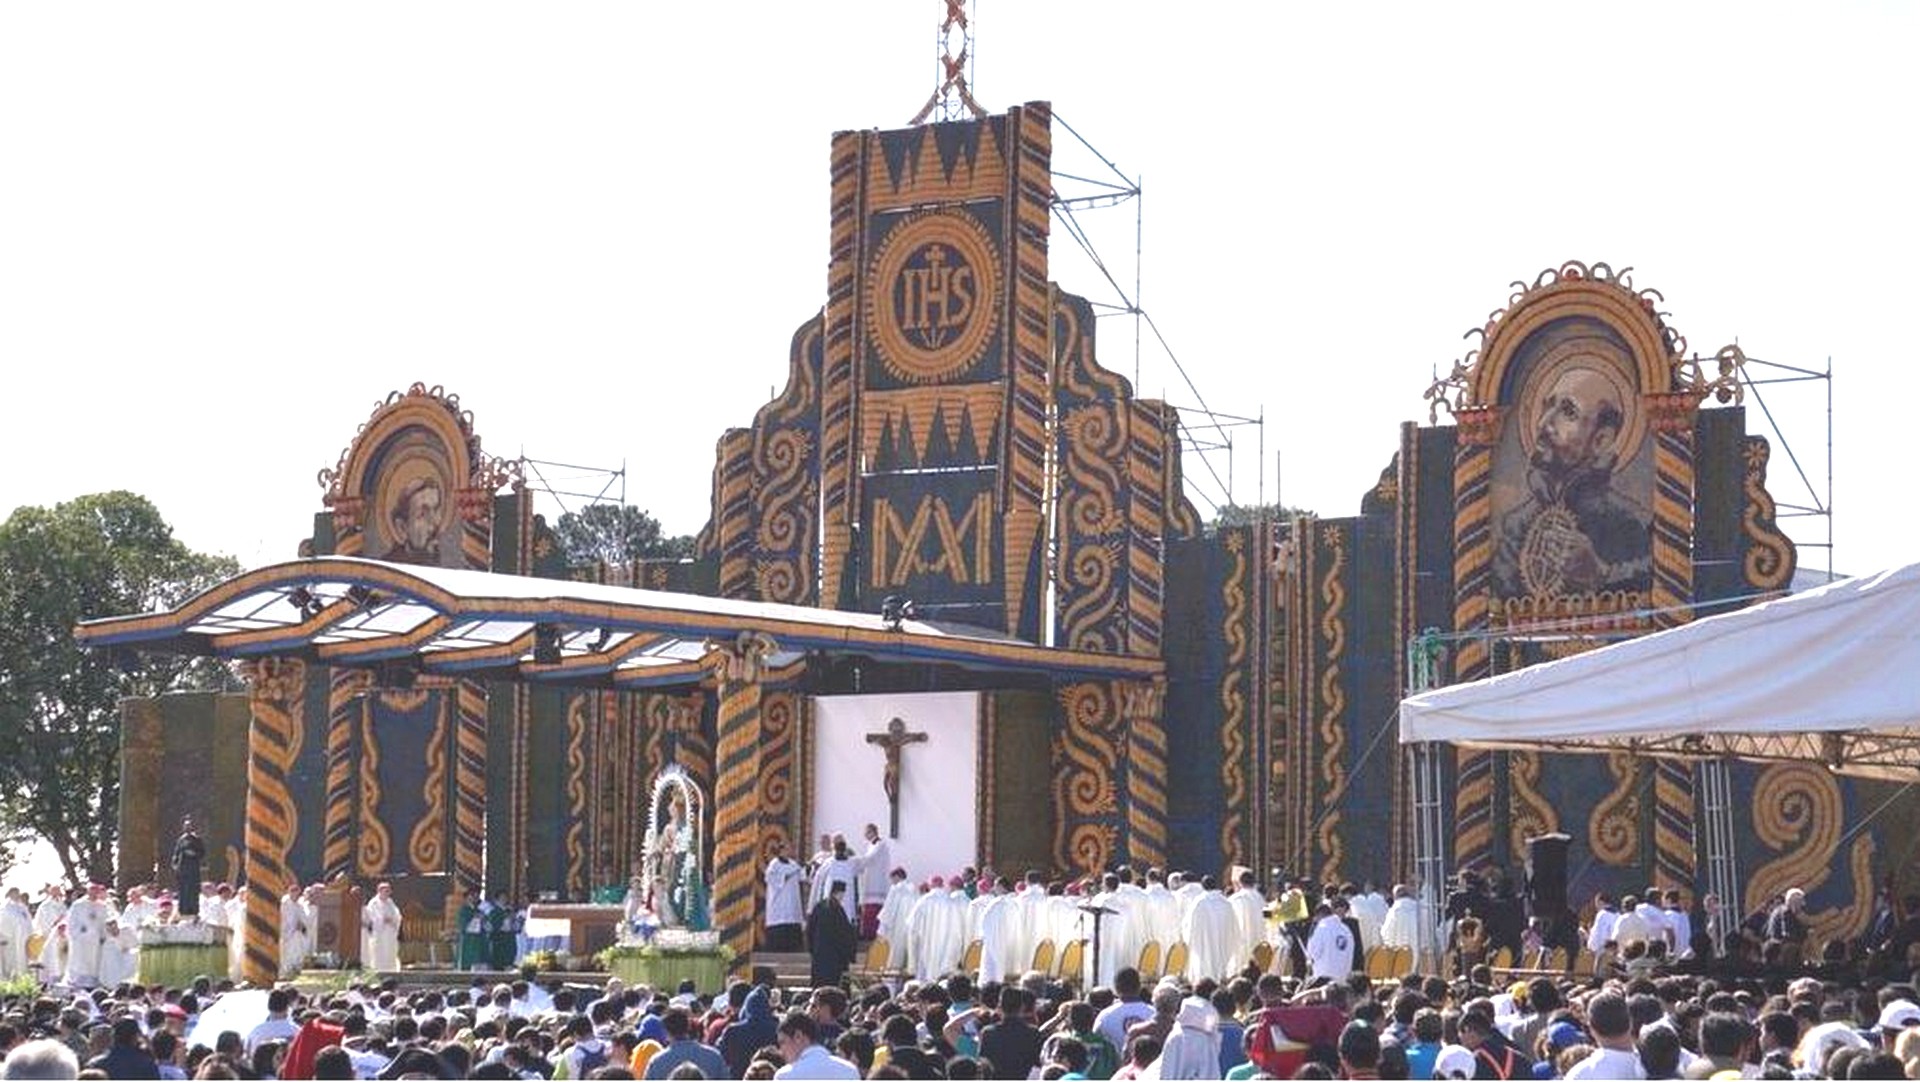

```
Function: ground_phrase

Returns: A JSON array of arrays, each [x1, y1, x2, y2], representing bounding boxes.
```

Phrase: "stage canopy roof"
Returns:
[[75, 556, 1161, 687], [1397, 562, 1920, 781]]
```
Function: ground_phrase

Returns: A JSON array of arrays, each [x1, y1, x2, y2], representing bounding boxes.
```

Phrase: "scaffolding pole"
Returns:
[[1406, 630, 1450, 974]]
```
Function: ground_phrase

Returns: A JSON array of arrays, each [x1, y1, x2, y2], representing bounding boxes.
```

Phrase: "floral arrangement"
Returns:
[[596, 933, 731, 971]]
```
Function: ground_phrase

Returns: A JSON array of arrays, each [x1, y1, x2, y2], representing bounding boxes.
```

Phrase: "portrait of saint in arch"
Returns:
[[366, 429, 459, 568], [1490, 316, 1655, 604]]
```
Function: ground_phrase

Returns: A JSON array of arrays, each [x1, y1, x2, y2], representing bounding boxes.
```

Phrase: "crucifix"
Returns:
[[865, 716, 929, 839]]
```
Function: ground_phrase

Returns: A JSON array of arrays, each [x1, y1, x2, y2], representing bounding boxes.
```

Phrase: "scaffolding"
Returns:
[[514, 454, 627, 522], [1048, 111, 1266, 520]]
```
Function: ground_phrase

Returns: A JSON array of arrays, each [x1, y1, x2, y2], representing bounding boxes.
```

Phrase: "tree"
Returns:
[[1207, 503, 1308, 533], [552, 503, 695, 568], [0, 492, 241, 887]]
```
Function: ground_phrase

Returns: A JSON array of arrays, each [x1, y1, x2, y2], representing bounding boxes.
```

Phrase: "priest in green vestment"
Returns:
[[455, 886, 486, 970]]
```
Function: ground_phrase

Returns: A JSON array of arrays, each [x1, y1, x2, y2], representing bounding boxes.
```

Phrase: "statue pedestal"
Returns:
[[138, 925, 231, 988]]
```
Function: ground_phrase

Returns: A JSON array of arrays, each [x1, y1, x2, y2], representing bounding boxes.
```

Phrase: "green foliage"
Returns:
[[552, 504, 695, 568], [1207, 503, 1306, 533], [0, 491, 241, 887], [0, 972, 38, 1000], [595, 942, 734, 970]]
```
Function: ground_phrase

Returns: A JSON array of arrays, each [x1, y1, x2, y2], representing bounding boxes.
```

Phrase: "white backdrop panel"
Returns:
[[812, 692, 978, 882]]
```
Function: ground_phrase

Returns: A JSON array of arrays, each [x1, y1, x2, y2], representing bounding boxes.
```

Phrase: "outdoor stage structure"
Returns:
[[86, 99, 1914, 984]]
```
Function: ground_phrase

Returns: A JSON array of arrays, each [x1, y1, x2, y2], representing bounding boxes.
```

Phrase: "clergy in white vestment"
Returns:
[[874, 871, 918, 958], [120, 886, 157, 934], [1586, 894, 1620, 954], [1380, 885, 1420, 950], [855, 823, 893, 939], [1227, 869, 1268, 973], [908, 879, 969, 981], [1182, 878, 1238, 982], [1662, 892, 1694, 958], [763, 842, 807, 953], [1045, 888, 1083, 963], [1351, 882, 1390, 953], [0, 890, 34, 979], [37, 922, 68, 981], [32, 885, 66, 954], [804, 832, 833, 904], [809, 838, 858, 922], [98, 918, 138, 987], [977, 880, 1026, 983], [64, 883, 113, 988], [224, 887, 247, 981], [1612, 894, 1652, 946], [1173, 874, 1205, 926], [363, 882, 403, 971], [1011, 875, 1050, 970], [1140, 871, 1183, 958], [1085, 879, 1130, 989], [1305, 904, 1355, 982], [1114, 870, 1150, 966], [279, 884, 312, 977], [201, 885, 228, 928], [1633, 892, 1672, 950]]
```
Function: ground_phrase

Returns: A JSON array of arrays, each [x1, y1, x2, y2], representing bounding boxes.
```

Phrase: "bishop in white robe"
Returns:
[[98, 919, 138, 987], [1352, 885, 1389, 953], [1182, 883, 1238, 982], [363, 882, 403, 971], [64, 885, 113, 988], [1380, 885, 1420, 950], [908, 882, 969, 981], [1141, 874, 1183, 958], [875, 873, 918, 957], [279, 885, 312, 977], [1227, 871, 1268, 973], [0, 890, 34, 979], [977, 885, 1026, 983]]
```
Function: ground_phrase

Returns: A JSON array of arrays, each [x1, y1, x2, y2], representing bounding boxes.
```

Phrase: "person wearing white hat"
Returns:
[[1878, 999, 1920, 1042]]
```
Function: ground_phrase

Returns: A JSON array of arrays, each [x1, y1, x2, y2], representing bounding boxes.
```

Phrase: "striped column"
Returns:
[[1118, 678, 1168, 871], [706, 632, 777, 966], [243, 658, 307, 986]]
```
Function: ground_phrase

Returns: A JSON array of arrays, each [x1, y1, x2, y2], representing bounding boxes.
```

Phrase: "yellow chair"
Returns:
[[1137, 940, 1162, 980], [1490, 946, 1514, 970], [1389, 946, 1414, 978], [1056, 939, 1086, 981], [1364, 946, 1393, 978], [867, 937, 892, 970], [1250, 942, 1274, 973], [961, 938, 983, 974], [1545, 947, 1569, 972], [1163, 941, 1189, 979], [1031, 938, 1056, 975], [1574, 948, 1596, 975]]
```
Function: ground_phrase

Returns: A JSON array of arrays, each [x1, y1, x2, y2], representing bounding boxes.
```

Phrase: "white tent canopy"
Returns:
[[1397, 562, 1920, 780]]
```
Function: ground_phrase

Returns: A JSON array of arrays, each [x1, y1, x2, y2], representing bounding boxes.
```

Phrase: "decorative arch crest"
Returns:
[[315, 383, 521, 564]]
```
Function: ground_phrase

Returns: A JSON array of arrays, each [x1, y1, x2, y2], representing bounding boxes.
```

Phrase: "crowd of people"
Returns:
[[2, 858, 1918, 1080]]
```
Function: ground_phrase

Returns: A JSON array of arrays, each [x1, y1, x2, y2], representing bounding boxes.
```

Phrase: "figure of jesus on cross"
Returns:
[[865, 716, 928, 839]]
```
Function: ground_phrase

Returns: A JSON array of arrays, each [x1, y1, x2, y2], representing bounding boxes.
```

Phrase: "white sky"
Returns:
[[3, 1, 1915, 589]]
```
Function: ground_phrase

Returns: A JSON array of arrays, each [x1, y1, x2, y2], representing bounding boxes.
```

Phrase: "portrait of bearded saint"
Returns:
[[1494, 360, 1652, 600]]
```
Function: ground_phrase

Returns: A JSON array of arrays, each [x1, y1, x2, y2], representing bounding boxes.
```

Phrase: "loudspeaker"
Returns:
[[1526, 832, 1571, 915]]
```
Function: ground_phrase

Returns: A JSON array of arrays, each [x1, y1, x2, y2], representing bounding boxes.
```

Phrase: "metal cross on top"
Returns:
[[910, 0, 988, 125], [865, 716, 930, 838]]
